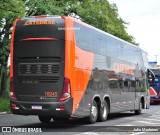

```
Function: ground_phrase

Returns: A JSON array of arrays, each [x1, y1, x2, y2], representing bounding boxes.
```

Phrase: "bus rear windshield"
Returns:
[[150, 69, 160, 77], [14, 17, 65, 41]]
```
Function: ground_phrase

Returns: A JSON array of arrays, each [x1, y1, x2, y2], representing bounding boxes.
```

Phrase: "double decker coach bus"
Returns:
[[10, 16, 150, 124], [149, 69, 160, 103]]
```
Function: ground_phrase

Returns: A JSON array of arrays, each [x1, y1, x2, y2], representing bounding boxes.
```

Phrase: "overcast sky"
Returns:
[[108, 0, 160, 64]]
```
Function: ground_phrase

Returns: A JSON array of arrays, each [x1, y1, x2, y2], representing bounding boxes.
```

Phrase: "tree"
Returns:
[[0, 0, 25, 97], [72, 0, 138, 45], [0, 0, 138, 97]]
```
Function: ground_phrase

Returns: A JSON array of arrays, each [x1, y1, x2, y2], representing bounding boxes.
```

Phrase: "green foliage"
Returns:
[[0, 0, 25, 97], [6, 77, 10, 98], [136, 87, 147, 92], [74, 0, 138, 45], [0, 0, 25, 21], [25, 0, 67, 16], [0, 97, 10, 112]]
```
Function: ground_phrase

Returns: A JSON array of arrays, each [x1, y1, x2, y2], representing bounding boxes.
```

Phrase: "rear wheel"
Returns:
[[38, 116, 51, 124], [87, 100, 98, 124], [98, 101, 108, 122], [135, 100, 142, 115]]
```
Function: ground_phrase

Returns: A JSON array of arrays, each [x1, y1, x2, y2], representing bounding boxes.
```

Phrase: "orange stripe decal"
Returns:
[[10, 18, 21, 78], [150, 87, 157, 96], [65, 17, 94, 114]]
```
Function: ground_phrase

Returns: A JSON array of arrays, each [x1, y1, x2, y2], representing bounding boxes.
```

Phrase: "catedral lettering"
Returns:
[[25, 20, 55, 25], [10, 16, 151, 124]]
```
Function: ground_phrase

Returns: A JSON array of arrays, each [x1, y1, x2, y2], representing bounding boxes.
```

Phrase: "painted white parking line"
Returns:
[[136, 121, 159, 125], [155, 111, 160, 114], [75, 132, 100, 135], [75, 132, 120, 135], [114, 124, 133, 126], [149, 115, 160, 118], [129, 132, 146, 135], [144, 118, 160, 122]]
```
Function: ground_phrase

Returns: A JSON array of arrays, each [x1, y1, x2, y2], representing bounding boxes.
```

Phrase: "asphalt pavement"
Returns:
[[0, 104, 160, 135]]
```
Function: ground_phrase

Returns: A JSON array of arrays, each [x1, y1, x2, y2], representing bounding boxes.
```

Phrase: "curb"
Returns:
[[0, 112, 7, 115]]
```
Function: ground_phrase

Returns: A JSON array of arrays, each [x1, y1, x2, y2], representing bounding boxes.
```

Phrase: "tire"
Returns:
[[38, 116, 51, 124], [53, 117, 69, 122], [98, 101, 108, 122], [135, 100, 142, 115], [87, 100, 98, 124]]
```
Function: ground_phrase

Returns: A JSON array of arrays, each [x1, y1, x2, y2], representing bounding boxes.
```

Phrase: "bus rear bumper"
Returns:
[[10, 98, 73, 118], [150, 96, 160, 103]]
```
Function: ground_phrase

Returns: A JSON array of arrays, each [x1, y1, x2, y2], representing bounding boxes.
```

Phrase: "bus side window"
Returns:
[[118, 80, 124, 88], [109, 79, 118, 88], [131, 81, 136, 88], [124, 80, 129, 87], [136, 80, 139, 88]]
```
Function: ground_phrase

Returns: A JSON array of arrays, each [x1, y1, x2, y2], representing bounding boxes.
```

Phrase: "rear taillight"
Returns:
[[58, 78, 71, 102], [61, 16, 65, 19], [10, 77, 17, 100]]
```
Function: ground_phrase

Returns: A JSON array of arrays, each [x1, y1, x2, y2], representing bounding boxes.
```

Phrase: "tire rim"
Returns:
[[140, 102, 142, 110], [91, 105, 97, 119], [102, 105, 107, 118]]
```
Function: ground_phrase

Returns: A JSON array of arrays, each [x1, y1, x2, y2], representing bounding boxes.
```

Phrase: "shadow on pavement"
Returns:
[[18, 112, 137, 132]]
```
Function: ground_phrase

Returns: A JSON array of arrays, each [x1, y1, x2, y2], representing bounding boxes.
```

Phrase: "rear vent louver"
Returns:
[[17, 57, 61, 83]]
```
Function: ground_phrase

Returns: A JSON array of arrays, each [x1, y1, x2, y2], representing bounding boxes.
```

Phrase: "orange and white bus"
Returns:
[[10, 16, 149, 124]]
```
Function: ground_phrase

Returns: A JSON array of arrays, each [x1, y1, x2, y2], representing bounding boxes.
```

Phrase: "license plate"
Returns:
[[31, 105, 42, 110]]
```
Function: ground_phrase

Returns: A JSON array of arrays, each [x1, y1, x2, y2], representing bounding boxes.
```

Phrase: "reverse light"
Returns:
[[56, 105, 65, 111], [58, 78, 71, 102], [10, 77, 17, 100]]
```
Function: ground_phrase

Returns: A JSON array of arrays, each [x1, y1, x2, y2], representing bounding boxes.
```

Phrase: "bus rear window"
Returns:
[[14, 18, 65, 42]]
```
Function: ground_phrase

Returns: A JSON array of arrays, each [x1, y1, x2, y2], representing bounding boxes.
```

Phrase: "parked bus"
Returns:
[[149, 69, 160, 103], [10, 16, 150, 124]]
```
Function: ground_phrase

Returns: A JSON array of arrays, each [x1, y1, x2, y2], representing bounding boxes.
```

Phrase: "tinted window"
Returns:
[[142, 51, 148, 68], [94, 32, 105, 55], [135, 49, 143, 66], [106, 37, 117, 58], [118, 43, 126, 61], [151, 69, 160, 77], [15, 18, 65, 41], [74, 23, 94, 52], [126, 46, 135, 64]]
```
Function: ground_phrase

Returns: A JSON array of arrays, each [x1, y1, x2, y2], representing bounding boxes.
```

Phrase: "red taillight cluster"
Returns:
[[58, 78, 71, 102], [59, 105, 64, 111], [10, 77, 17, 100], [61, 16, 65, 19]]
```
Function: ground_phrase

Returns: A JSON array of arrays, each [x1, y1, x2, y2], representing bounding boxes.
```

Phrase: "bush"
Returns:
[[0, 98, 10, 112], [6, 77, 10, 98]]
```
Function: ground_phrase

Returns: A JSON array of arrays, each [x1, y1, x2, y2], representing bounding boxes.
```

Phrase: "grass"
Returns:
[[0, 97, 10, 112], [0, 77, 10, 113]]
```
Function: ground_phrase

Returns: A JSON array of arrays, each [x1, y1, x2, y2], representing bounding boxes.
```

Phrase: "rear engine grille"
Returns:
[[17, 58, 61, 83], [18, 63, 60, 75]]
